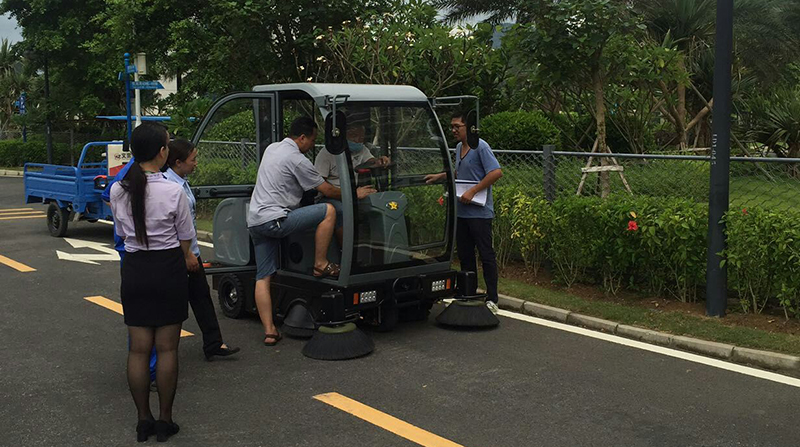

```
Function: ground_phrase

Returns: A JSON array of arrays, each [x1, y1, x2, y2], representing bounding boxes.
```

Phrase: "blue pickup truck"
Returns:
[[23, 141, 123, 237]]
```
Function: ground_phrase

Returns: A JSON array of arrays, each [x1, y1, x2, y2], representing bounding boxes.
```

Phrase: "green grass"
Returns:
[[196, 218, 214, 234], [730, 176, 800, 212], [488, 276, 800, 356]]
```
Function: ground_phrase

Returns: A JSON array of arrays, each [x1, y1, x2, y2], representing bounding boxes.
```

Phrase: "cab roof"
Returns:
[[251, 83, 428, 104]]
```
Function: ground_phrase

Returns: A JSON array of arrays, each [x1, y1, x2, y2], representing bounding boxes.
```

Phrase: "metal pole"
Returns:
[[44, 57, 53, 164], [21, 91, 27, 143], [134, 69, 142, 128], [124, 53, 133, 146], [706, 0, 734, 317], [543, 144, 556, 203]]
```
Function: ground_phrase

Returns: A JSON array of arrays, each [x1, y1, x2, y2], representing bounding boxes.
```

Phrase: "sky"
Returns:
[[0, 13, 22, 43]]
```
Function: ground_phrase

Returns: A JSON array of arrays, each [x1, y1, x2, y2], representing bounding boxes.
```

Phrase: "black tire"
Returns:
[[217, 274, 246, 319], [47, 203, 69, 237]]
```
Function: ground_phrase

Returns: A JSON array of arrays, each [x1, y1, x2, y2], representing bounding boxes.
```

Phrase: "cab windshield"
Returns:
[[337, 102, 453, 273]]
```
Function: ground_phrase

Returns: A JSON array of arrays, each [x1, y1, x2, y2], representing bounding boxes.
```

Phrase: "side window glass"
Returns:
[[192, 97, 272, 187]]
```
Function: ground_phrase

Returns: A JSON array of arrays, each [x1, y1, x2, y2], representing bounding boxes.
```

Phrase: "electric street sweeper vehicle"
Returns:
[[192, 84, 494, 359]]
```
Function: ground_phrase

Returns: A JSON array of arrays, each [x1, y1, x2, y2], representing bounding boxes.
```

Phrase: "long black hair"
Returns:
[[121, 123, 168, 248]]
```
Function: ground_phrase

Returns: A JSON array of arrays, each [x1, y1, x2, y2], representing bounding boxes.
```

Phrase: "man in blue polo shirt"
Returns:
[[427, 111, 503, 313]]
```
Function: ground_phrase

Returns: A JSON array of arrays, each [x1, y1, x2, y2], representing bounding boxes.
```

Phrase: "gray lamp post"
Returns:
[[706, 0, 734, 317]]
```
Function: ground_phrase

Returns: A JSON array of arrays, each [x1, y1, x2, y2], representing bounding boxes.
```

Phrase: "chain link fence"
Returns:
[[193, 139, 800, 212], [488, 148, 800, 212]]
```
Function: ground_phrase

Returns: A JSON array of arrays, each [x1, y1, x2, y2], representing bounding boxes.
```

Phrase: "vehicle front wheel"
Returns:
[[217, 274, 246, 319], [47, 203, 69, 237]]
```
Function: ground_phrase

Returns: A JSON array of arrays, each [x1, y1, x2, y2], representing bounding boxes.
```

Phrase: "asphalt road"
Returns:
[[1, 175, 799, 447]]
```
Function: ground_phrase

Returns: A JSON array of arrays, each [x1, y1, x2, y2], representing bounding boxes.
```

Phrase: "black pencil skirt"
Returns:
[[121, 247, 189, 327]]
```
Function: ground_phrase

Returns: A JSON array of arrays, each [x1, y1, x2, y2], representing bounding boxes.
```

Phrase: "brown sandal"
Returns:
[[263, 332, 282, 346], [313, 262, 340, 278]]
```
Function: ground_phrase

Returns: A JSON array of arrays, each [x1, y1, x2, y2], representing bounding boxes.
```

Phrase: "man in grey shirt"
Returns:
[[247, 116, 375, 346]]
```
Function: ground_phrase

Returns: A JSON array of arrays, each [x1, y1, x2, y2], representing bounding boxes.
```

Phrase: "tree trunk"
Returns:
[[592, 58, 610, 198], [789, 142, 799, 178], [676, 59, 688, 150]]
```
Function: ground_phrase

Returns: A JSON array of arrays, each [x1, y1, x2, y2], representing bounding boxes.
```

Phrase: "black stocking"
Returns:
[[127, 326, 155, 421], [154, 324, 181, 422]]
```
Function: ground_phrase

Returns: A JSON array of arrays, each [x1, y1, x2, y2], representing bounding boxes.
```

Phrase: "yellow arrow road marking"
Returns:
[[0, 208, 34, 212], [314, 392, 466, 447], [84, 296, 194, 337], [0, 254, 36, 272], [0, 215, 46, 221]]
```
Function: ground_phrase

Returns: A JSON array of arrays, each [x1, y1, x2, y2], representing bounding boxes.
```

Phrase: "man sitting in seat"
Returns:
[[247, 116, 375, 346], [314, 115, 389, 244]]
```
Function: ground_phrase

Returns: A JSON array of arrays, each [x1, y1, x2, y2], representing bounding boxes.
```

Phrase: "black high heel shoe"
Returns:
[[136, 418, 155, 442], [155, 420, 180, 442], [204, 344, 241, 361]]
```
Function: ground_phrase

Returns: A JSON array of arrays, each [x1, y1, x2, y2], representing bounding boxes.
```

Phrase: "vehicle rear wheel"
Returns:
[[217, 274, 246, 319], [47, 203, 69, 237]]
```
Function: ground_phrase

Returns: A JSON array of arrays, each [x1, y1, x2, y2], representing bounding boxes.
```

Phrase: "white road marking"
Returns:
[[497, 309, 800, 388], [57, 238, 120, 264]]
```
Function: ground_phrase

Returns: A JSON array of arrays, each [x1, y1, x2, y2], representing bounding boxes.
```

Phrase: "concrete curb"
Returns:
[[496, 293, 800, 375], [197, 229, 214, 243], [0, 169, 23, 177]]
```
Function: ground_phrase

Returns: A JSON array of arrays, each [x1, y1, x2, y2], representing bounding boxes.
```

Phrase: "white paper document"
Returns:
[[454, 180, 487, 206]]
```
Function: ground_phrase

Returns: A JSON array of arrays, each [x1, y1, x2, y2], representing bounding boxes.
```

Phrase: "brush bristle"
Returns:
[[302, 327, 375, 360], [436, 301, 499, 328], [282, 324, 315, 339]]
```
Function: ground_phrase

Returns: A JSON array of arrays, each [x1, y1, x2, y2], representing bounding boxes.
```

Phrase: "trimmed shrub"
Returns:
[[0, 138, 78, 167], [724, 207, 800, 318], [481, 111, 560, 152]]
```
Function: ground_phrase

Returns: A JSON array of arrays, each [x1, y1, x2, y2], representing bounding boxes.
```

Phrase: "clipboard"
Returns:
[[455, 180, 487, 206]]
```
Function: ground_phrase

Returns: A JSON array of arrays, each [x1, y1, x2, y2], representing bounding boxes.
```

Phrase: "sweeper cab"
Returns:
[[192, 83, 489, 358]]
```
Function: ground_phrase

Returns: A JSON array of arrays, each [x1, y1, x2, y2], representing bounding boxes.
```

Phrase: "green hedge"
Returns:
[[493, 191, 800, 318], [481, 111, 560, 151], [0, 138, 79, 166]]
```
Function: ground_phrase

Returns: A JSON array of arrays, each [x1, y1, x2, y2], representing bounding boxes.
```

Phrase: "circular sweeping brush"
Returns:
[[302, 323, 374, 361], [282, 304, 316, 339], [435, 271, 499, 329], [435, 298, 499, 328]]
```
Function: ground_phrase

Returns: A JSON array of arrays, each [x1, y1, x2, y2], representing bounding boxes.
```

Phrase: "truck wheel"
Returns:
[[217, 274, 246, 319], [47, 203, 69, 237]]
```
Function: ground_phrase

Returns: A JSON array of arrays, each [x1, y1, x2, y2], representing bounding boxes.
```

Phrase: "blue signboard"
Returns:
[[126, 64, 138, 74], [131, 80, 164, 90]]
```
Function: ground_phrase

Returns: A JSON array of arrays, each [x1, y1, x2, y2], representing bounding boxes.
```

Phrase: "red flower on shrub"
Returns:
[[437, 196, 444, 206], [627, 220, 639, 231], [742, 208, 748, 215]]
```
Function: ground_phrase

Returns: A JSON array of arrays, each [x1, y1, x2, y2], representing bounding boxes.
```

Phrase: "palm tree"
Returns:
[[748, 88, 800, 165]]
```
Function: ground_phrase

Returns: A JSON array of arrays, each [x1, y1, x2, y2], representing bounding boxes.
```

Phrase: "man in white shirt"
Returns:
[[314, 118, 388, 244]]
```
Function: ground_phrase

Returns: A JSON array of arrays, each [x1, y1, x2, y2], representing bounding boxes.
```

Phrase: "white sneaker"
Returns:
[[486, 300, 499, 315]]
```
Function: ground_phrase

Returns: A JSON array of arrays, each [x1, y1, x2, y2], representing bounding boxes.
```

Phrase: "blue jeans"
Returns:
[[317, 197, 343, 229], [249, 204, 330, 280]]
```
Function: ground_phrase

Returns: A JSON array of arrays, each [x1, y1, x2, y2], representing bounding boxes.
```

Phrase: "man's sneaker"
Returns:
[[486, 300, 499, 315]]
